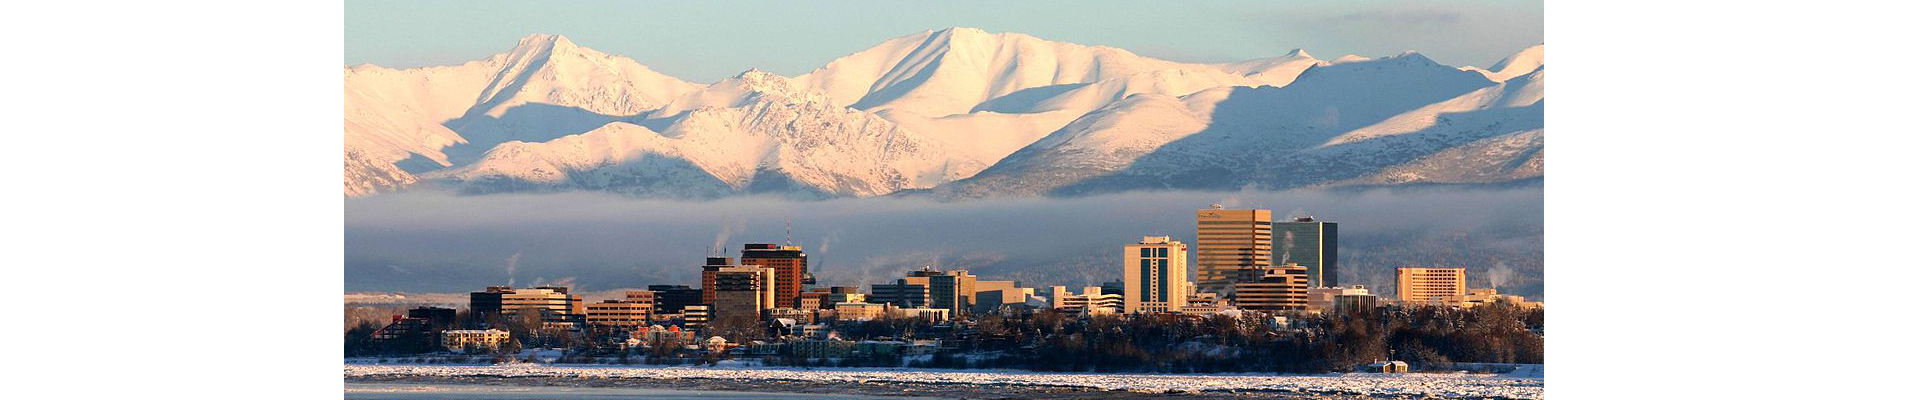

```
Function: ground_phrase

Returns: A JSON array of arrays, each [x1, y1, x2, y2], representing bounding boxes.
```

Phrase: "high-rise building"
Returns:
[[1275, 217, 1339, 287], [471, 286, 583, 323], [506, 286, 585, 321], [1396, 267, 1467, 306], [701, 257, 733, 304], [1233, 263, 1310, 311], [711, 263, 776, 321], [905, 267, 976, 316], [468, 286, 512, 320], [1194, 206, 1273, 298], [647, 284, 702, 314], [741, 243, 809, 309], [870, 280, 930, 308], [1124, 236, 1190, 314]]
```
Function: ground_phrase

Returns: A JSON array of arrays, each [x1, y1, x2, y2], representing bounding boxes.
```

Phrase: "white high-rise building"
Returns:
[[1124, 236, 1189, 314]]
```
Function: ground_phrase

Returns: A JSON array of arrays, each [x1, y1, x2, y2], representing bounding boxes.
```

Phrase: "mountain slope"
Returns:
[[343, 34, 700, 195], [427, 70, 969, 198], [922, 51, 1544, 198], [1464, 44, 1544, 82], [345, 29, 1545, 199]]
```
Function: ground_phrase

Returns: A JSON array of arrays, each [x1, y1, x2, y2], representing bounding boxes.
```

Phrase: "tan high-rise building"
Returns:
[[1124, 236, 1189, 314], [1195, 206, 1273, 297], [1396, 267, 1467, 306], [496, 286, 584, 321], [712, 264, 776, 320]]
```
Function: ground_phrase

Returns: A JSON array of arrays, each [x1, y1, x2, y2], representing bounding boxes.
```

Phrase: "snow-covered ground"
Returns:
[[346, 363, 1543, 399]]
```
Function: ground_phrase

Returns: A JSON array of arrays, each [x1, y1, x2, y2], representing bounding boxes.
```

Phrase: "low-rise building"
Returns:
[[768, 307, 815, 324], [972, 280, 1033, 313], [442, 329, 510, 353], [835, 302, 888, 321], [793, 339, 856, 358], [1234, 263, 1310, 311], [1307, 286, 1375, 312], [1462, 288, 1543, 309], [682, 304, 712, 329], [1051, 286, 1122, 315], [891, 307, 951, 322], [585, 299, 654, 328], [632, 324, 697, 345]]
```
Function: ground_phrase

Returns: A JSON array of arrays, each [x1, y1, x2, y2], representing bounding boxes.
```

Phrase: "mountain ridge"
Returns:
[[344, 29, 1545, 199]]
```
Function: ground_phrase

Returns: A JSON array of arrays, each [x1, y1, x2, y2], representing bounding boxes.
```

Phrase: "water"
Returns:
[[345, 382, 941, 400]]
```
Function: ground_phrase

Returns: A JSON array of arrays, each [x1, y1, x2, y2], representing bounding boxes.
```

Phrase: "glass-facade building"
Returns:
[[1274, 218, 1338, 288]]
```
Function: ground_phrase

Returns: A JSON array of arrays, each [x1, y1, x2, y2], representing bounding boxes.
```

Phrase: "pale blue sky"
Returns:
[[346, 0, 1541, 83]]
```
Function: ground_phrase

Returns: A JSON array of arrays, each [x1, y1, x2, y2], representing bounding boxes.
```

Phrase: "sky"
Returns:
[[345, 0, 1543, 83]]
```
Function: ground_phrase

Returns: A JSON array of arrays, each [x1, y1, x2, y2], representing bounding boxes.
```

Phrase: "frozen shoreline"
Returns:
[[345, 363, 1543, 400]]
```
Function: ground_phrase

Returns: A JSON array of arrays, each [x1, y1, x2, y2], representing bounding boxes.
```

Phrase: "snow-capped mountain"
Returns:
[[427, 70, 968, 198], [918, 52, 1545, 198], [344, 34, 700, 196], [344, 28, 1543, 198]]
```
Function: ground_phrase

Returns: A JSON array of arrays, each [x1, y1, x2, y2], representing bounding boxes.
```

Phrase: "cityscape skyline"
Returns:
[[347, 187, 1545, 299]]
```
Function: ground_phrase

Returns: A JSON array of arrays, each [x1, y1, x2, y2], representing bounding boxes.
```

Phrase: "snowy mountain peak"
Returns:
[[1388, 51, 1442, 65], [1473, 45, 1545, 82], [505, 34, 579, 60], [346, 29, 1545, 199]]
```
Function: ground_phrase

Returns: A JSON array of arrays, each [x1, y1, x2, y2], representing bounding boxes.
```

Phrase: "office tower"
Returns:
[[504, 286, 584, 321], [468, 286, 512, 320], [1233, 263, 1310, 311], [647, 284, 702, 314], [471, 286, 584, 323], [700, 257, 733, 304], [1124, 236, 1190, 314], [906, 267, 976, 315], [1275, 216, 1339, 287], [711, 264, 776, 320], [870, 280, 930, 308], [741, 243, 809, 309], [1396, 267, 1467, 306], [1194, 205, 1273, 298]]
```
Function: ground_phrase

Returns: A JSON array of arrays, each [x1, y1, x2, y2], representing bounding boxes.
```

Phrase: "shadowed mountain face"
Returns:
[[346, 28, 1544, 199]]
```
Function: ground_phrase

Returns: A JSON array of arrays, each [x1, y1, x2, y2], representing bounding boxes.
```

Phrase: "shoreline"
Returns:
[[345, 364, 1542, 400], [346, 375, 1362, 399]]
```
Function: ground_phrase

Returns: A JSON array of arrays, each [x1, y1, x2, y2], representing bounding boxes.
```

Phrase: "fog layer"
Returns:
[[346, 185, 1544, 299]]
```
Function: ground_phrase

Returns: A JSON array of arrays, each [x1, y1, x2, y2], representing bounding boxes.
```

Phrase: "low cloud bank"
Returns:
[[347, 186, 1543, 299]]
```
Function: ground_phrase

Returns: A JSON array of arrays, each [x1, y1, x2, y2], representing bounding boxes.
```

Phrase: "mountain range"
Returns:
[[345, 27, 1544, 198]]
